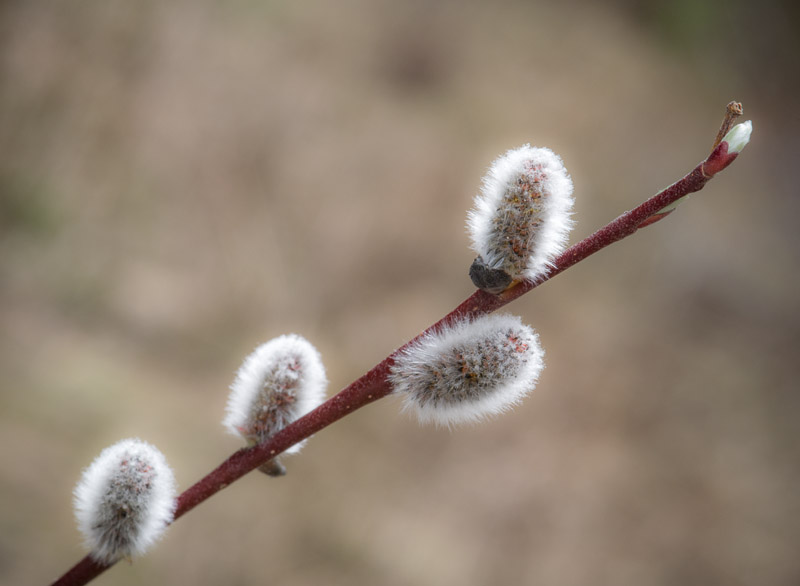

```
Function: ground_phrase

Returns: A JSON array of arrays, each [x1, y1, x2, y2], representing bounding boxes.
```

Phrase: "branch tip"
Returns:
[[712, 101, 743, 150]]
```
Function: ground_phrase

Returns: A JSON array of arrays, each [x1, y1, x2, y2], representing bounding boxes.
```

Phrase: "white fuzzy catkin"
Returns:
[[467, 145, 574, 286], [73, 438, 177, 564], [389, 314, 544, 426], [224, 334, 327, 454]]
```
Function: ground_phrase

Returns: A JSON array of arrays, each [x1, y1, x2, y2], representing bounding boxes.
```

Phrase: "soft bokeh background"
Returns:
[[2, 1, 798, 585]]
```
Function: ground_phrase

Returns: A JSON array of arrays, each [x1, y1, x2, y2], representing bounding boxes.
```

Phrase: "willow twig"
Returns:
[[52, 102, 747, 586]]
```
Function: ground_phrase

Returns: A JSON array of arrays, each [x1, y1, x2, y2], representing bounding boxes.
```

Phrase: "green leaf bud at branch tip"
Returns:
[[722, 120, 752, 154], [641, 114, 752, 228]]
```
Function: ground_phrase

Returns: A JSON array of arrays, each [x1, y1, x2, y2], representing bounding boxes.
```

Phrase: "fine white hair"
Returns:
[[224, 334, 327, 454], [467, 145, 574, 283], [389, 314, 544, 426], [73, 438, 177, 563]]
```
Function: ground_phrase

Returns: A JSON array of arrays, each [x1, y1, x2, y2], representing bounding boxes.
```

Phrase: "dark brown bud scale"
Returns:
[[469, 256, 513, 294]]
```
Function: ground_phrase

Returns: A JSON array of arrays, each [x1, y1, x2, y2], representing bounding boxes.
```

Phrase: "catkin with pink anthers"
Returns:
[[468, 145, 574, 293], [224, 334, 327, 451], [389, 314, 544, 426], [73, 439, 177, 564]]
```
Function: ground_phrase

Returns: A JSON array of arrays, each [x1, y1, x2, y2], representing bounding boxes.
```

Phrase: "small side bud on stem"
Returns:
[[258, 458, 287, 477]]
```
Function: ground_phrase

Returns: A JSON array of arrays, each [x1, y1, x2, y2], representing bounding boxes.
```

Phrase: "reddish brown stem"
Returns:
[[51, 104, 745, 586], [712, 101, 743, 150], [51, 557, 108, 586]]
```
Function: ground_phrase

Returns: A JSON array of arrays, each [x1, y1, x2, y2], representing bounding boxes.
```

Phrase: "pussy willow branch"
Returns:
[[52, 102, 745, 586]]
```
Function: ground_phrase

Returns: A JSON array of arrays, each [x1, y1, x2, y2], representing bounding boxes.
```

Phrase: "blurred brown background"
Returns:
[[1, 1, 798, 585]]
